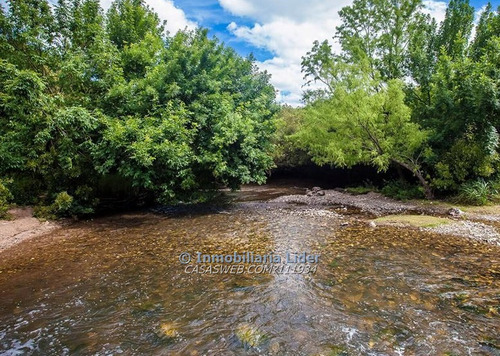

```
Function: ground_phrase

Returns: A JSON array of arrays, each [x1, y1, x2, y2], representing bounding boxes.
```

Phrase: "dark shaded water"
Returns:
[[0, 184, 499, 355]]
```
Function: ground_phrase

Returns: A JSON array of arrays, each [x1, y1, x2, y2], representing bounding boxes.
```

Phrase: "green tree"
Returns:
[[435, 0, 474, 58], [425, 53, 500, 190], [296, 64, 432, 198], [273, 106, 311, 168], [107, 0, 164, 49], [470, 3, 500, 60], [0, 0, 278, 214], [336, 0, 425, 80], [100, 29, 277, 200], [0, 0, 56, 73]]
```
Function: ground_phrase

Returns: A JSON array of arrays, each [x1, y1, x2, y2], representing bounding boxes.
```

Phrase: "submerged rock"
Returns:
[[159, 322, 179, 338], [235, 323, 268, 348]]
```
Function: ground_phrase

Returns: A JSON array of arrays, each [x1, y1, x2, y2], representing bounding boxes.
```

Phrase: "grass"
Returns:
[[456, 179, 498, 206], [374, 214, 452, 228], [455, 205, 500, 214], [345, 186, 374, 195]]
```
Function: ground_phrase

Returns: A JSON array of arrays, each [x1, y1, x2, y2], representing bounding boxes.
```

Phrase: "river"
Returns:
[[0, 182, 499, 355]]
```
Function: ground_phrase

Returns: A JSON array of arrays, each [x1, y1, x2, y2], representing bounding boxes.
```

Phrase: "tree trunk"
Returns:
[[395, 164, 405, 181], [391, 159, 434, 200]]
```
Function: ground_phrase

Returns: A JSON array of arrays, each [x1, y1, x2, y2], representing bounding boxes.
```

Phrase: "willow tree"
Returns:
[[296, 63, 433, 198]]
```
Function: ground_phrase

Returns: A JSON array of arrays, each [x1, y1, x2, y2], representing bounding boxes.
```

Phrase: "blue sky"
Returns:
[[169, 0, 499, 105], [170, 0, 274, 61], [175, 0, 498, 62], [3, 0, 499, 105]]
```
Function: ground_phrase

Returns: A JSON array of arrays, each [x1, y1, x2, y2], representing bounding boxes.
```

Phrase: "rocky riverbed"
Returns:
[[271, 187, 500, 246]]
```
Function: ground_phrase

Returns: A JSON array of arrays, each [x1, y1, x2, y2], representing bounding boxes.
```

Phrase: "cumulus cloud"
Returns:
[[422, 0, 447, 24], [221, 0, 448, 106], [100, 0, 197, 34]]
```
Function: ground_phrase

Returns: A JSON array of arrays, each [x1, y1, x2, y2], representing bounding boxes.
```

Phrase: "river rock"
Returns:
[[448, 207, 464, 217], [269, 341, 281, 354], [306, 187, 324, 197]]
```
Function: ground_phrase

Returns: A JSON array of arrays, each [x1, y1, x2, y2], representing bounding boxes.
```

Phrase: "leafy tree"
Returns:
[[68, 0, 105, 50], [273, 106, 311, 167], [425, 52, 500, 190], [296, 63, 432, 198], [336, 0, 425, 80], [407, 3, 500, 192], [101, 29, 277, 199], [470, 3, 500, 60], [435, 0, 474, 58], [300, 0, 500, 200], [107, 0, 164, 49], [0, 0, 278, 215]]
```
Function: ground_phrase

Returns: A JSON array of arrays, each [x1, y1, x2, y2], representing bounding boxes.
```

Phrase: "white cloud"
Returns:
[[100, 0, 197, 34], [422, 0, 447, 24], [220, 0, 349, 23], [221, 0, 448, 106], [219, 0, 255, 17]]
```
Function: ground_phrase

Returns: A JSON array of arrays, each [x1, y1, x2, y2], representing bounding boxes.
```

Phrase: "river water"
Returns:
[[0, 183, 499, 355]]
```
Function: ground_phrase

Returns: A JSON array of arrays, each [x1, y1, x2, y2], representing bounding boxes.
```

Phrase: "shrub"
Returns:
[[0, 179, 13, 218], [381, 180, 424, 200], [52, 191, 74, 214], [456, 179, 497, 205], [34, 191, 75, 219]]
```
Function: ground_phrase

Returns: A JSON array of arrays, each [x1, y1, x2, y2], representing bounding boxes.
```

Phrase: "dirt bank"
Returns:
[[0, 207, 61, 253]]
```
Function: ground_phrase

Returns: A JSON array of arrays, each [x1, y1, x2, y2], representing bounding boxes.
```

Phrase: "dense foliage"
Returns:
[[0, 0, 277, 216], [278, 0, 500, 200]]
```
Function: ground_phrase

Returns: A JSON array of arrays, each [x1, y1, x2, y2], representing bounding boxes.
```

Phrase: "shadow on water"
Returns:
[[0, 182, 499, 355]]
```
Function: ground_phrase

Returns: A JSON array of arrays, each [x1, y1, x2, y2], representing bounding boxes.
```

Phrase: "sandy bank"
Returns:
[[0, 207, 61, 253]]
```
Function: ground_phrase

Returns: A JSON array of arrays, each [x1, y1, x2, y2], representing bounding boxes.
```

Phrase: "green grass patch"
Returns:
[[456, 205, 500, 214], [374, 214, 452, 228], [345, 186, 374, 195]]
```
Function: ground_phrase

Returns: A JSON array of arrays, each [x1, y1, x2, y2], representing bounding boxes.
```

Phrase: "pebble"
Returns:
[[426, 221, 500, 246]]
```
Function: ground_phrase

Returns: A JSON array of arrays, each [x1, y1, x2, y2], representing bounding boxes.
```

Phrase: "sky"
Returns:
[[4, 0, 499, 105], [130, 0, 497, 106]]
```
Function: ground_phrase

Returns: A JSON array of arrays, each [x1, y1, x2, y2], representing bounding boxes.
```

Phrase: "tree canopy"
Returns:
[[0, 0, 277, 216], [294, 0, 500, 199]]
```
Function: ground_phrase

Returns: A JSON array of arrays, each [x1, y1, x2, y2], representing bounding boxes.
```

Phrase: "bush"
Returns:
[[7, 176, 43, 205], [52, 191, 74, 214], [0, 179, 13, 218], [33, 205, 57, 220], [34, 191, 76, 219], [381, 180, 424, 201], [456, 179, 498, 206]]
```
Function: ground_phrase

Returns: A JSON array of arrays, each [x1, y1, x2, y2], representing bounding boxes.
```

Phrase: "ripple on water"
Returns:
[[0, 192, 499, 355]]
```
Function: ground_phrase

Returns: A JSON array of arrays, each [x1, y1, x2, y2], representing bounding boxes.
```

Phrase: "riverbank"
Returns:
[[2, 186, 500, 253], [0, 207, 61, 253], [271, 188, 500, 246]]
